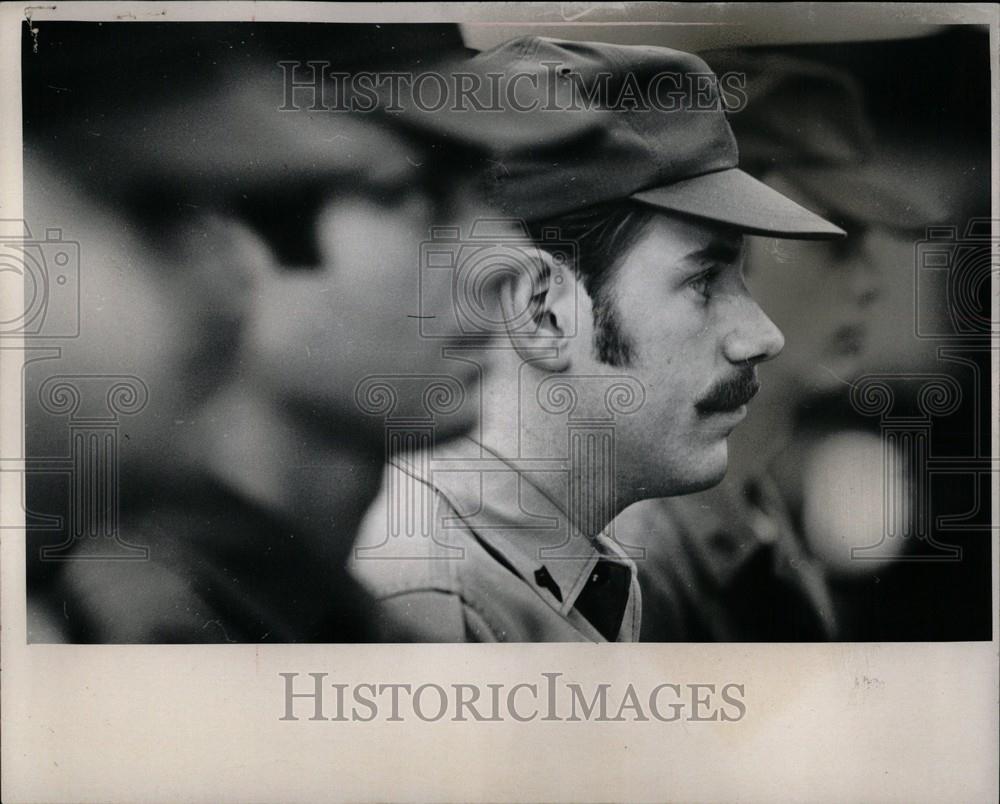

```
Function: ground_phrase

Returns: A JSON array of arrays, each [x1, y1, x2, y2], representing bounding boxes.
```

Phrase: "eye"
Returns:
[[688, 267, 719, 300]]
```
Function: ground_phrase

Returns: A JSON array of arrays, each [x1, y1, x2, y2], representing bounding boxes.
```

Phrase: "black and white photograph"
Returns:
[[1, 3, 997, 802]]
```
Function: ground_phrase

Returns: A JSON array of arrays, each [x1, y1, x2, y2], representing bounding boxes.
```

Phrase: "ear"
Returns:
[[499, 246, 575, 372], [161, 212, 276, 325]]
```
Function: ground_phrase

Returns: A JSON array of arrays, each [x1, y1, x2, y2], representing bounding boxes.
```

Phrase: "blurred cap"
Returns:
[[23, 22, 596, 201], [705, 50, 875, 170], [22, 21, 464, 123], [23, 22, 464, 196], [781, 158, 954, 232], [41, 65, 429, 200], [458, 37, 845, 239], [705, 49, 953, 232]]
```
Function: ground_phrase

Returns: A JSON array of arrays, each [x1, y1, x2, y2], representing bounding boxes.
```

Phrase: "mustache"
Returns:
[[695, 368, 760, 414]]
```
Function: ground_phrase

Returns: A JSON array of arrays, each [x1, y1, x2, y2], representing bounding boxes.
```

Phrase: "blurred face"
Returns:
[[248, 182, 513, 442], [570, 212, 785, 498], [746, 173, 884, 400], [746, 226, 884, 398], [23, 157, 242, 489]]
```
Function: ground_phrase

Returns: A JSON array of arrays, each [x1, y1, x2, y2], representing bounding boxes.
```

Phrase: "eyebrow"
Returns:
[[683, 238, 743, 267]]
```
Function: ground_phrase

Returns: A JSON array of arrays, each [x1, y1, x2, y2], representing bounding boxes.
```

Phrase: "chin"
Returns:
[[432, 413, 479, 444], [638, 444, 729, 500], [678, 462, 728, 495]]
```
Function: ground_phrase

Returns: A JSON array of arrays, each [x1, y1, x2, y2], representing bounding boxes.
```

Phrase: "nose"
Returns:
[[722, 296, 785, 367], [847, 243, 882, 309], [830, 228, 883, 310]]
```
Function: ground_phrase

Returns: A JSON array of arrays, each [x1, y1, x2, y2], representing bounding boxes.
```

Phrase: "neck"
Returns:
[[190, 377, 383, 550], [476, 361, 622, 540], [171, 377, 383, 640]]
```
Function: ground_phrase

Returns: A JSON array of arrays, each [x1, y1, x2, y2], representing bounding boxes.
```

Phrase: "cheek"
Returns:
[[624, 351, 700, 450], [631, 310, 709, 394], [321, 198, 429, 301], [80, 271, 192, 405]]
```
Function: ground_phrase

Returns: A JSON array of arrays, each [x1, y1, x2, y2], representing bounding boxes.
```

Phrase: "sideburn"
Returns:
[[591, 286, 636, 367]]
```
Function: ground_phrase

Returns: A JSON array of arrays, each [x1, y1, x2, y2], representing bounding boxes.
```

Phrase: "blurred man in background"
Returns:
[[23, 23, 588, 641], [612, 52, 953, 641]]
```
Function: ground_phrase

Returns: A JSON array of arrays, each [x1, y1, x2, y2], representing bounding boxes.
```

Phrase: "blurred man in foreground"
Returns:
[[611, 52, 952, 641], [351, 38, 845, 642], [23, 23, 585, 641]]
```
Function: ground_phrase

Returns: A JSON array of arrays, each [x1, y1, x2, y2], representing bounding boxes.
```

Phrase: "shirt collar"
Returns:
[[398, 436, 637, 620]]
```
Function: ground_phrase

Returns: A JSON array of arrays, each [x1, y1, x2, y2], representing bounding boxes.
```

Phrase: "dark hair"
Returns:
[[527, 201, 655, 366]]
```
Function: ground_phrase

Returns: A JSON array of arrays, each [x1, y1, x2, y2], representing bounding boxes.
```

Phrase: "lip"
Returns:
[[703, 404, 748, 428]]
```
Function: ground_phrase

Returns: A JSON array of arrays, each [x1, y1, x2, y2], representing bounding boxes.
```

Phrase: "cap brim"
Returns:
[[631, 168, 846, 240]]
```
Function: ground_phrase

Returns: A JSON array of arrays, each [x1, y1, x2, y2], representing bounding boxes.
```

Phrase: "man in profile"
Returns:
[[350, 38, 845, 642]]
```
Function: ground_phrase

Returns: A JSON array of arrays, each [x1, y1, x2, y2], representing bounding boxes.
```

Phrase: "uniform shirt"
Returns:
[[616, 474, 837, 642], [350, 438, 642, 642], [50, 478, 388, 643]]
